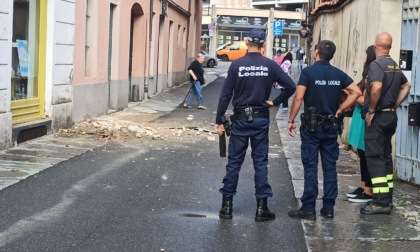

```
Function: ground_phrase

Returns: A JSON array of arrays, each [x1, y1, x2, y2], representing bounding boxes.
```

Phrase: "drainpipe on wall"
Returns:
[[145, 0, 153, 99]]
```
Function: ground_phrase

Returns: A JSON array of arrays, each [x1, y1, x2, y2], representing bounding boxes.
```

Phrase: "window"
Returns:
[[183, 27, 186, 48], [177, 25, 181, 46], [11, 0, 39, 100]]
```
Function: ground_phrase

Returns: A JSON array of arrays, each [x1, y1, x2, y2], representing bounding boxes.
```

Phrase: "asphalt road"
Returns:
[[0, 76, 306, 251]]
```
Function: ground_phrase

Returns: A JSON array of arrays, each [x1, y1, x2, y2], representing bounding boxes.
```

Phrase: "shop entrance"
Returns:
[[11, 0, 47, 124], [273, 33, 300, 57]]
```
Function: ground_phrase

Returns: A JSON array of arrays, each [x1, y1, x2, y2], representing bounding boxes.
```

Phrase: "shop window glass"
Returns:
[[11, 0, 39, 101]]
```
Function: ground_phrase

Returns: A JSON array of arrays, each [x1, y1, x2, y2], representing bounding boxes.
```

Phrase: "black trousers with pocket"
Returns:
[[364, 111, 397, 206]]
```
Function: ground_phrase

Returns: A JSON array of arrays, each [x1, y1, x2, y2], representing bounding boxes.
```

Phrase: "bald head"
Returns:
[[375, 32, 392, 50]]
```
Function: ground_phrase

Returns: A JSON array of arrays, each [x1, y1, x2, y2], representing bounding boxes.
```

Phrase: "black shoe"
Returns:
[[320, 207, 334, 218], [348, 192, 372, 203], [360, 202, 392, 215], [255, 198, 275, 222], [219, 195, 233, 219], [288, 208, 316, 220], [346, 187, 363, 198]]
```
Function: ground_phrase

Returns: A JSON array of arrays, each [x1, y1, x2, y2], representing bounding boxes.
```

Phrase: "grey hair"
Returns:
[[197, 53, 204, 58]]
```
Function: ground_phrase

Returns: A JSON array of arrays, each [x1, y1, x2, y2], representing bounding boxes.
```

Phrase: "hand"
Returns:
[[365, 112, 375, 127], [214, 124, 225, 136], [266, 100, 275, 108], [287, 122, 296, 137], [335, 109, 343, 118]]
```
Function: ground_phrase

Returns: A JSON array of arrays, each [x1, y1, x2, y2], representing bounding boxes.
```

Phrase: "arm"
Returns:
[[337, 82, 362, 117], [356, 89, 366, 106], [395, 81, 411, 108], [364, 81, 382, 127], [267, 65, 296, 107], [287, 85, 306, 137], [368, 82, 382, 112], [215, 67, 235, 125], [188, 69, 197, 81], [343, 88, 364, 106]]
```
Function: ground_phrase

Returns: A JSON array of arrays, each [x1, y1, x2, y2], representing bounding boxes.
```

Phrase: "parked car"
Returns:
[[200, 50, 218, 68], [216, 42, 232, 52], [216, 41, 265, 61]]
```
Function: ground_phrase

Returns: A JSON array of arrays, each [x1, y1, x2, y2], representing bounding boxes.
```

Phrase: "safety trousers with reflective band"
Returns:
[[371, 174, 393, 194], [364, 111, 397, 206]]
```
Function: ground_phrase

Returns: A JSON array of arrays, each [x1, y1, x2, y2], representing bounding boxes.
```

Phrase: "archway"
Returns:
[[129, 3, 144, 101]]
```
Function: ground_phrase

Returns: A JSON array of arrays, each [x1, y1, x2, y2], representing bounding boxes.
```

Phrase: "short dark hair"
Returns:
[[276, 49, 282, 54], [317, 40, 336, 61]]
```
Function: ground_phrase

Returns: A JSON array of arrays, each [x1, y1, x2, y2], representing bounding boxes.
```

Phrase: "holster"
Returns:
[[301, 107, 343, 134], [301, 107, 321, 132]]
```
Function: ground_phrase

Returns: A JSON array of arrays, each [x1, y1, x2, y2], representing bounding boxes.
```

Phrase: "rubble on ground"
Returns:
[[56, 117, 217, 142], [56, 118, 162, 140]]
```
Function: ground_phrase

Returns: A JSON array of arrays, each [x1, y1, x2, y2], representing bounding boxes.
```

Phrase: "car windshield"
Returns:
[[216, 42, 232, 51]]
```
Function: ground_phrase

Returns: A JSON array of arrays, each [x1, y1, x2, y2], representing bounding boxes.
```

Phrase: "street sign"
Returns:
[[273, 20, 283, 36]]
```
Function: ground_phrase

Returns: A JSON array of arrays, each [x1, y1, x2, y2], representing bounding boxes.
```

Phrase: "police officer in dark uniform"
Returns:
[[287, 40, 361, 220], [361, 32, 411, 215], [214, 29, 296, 222]]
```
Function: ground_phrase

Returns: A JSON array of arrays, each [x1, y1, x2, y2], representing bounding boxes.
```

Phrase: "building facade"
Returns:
[[0, 0, 203, 150], [202, 0, 308, 59]]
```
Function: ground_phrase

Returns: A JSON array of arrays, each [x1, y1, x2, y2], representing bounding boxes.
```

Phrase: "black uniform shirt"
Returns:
[[298, 60, 353, 114], [215, 52, 296, 124], [188, 60, 205, 84], [366, 56, 408, 110]]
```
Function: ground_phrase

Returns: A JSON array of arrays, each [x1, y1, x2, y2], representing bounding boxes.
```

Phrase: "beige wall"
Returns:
[[311, 0, 403, 77], [310, 0, 403, 144], [72, 0, 202, 120]]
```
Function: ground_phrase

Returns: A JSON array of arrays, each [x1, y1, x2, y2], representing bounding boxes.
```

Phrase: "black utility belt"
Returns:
[[300, 112, 340, 132], [301, 113, 334, 123], [231, 110, 269, 121]]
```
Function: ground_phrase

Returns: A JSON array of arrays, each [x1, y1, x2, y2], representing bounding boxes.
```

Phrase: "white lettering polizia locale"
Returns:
[[328, 80, 341, 85], [238, 65, 269, 77], [315, 80, 327, 85]]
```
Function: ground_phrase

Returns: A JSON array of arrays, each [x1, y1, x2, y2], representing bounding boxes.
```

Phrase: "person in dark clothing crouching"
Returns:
[[214, 28, 296, 222], [287, 40, 361, 220]]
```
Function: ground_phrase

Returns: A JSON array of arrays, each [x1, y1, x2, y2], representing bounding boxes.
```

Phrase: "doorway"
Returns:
[[11, 0, 47, 124]]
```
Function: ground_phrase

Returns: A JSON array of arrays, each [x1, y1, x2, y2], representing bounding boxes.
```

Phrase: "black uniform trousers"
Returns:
[[364, 111, 397, 206]]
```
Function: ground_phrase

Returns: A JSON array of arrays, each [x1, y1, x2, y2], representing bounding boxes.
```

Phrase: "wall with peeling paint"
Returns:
[[310, 0, 403, 143], [311, 0, 403, 79]]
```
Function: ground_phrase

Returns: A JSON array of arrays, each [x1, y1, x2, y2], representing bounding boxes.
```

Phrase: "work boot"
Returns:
[[360, 202, 392, 215], [255, 198, 275, 222], [219, 195, 233, 219], [320, 207, 334, 218], [288, 208, 316, 220]]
